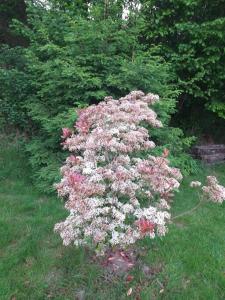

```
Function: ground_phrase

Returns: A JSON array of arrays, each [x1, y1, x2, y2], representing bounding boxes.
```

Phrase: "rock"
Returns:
[[192, 144, 225, 164]]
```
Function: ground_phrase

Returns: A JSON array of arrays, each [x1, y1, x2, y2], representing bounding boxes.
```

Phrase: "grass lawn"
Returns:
[[0, 142, 225, 300]]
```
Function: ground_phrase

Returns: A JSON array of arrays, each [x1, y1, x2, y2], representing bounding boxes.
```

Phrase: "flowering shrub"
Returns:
[[202, 176, 225, 204], [54, 91, 183, 254], [190, 177, 225, 204]]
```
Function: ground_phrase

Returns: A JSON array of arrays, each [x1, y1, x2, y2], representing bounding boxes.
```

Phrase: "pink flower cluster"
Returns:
[[202, 176, 225, 204], [54, 91, 183, 254]]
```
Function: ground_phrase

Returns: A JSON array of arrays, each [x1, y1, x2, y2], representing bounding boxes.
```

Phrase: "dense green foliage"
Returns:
[[1, 140, 225, 299], [142, 0, 225, 139], [0, 2, 198, 192], [0, 0, 27, 46]]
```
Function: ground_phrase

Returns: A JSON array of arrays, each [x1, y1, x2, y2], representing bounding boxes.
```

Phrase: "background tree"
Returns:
[[0, 0, 28, 46], [0, 0, 196, 192], [141, 0, 225, 141]]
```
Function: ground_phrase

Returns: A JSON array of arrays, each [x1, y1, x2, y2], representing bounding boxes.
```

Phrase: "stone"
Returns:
[[192, 144, 225, 164]]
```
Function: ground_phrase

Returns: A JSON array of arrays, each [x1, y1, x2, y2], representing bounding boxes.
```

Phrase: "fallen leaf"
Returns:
[[127, 287, 133, 296], [163, 148, 169, 158], [108, 257, 115, 261], [126, 275, 134, 282]]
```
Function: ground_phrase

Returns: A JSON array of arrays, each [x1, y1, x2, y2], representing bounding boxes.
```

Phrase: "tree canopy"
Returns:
[[142, 0, 225, 137], [0, 0, 224, 191]]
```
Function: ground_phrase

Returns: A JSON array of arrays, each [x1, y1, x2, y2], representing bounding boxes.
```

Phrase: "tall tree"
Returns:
[[1, 0, 195, 192], [0, 0, 28, 46], [142, 0, 225, 139]]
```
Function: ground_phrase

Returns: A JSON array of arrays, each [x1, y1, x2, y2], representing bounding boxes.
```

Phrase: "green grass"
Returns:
[[0, 142, 225, 300]]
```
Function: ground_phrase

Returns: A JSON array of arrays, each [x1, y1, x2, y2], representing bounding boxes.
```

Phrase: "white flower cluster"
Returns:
[[202, 176, 225, 204], [190, 181, 202, 188]]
